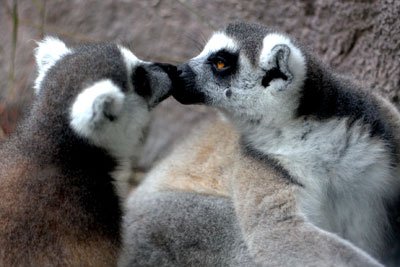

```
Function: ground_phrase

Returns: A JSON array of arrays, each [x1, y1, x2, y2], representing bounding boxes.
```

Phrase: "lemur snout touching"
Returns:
[[0, 37, 175, 266], [172, 22, 400, 264]]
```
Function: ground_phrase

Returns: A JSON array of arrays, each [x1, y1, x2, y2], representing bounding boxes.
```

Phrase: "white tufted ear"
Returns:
[[34, 36, 71, 94], [70, 79, 125, 139], [259, 34, 306, 92]]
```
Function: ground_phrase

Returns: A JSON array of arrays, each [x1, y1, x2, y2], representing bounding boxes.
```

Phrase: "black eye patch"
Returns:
[[207, 50, 238, 77], [132, 66, 152, 98]]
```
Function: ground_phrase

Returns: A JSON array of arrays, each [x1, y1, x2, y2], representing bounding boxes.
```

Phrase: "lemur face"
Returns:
[[173, 23, 307, 123], [34, 37, 176, 159]]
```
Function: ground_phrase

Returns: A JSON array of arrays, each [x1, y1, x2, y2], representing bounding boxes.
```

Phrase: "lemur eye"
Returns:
[[212, 58, 230, 72], [207, 50, 238, 76], [216, 61, 226, 69]]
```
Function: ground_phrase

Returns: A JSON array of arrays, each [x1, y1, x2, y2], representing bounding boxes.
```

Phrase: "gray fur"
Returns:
[[225, 22, 273, 66], [119, 190, 255, 267]]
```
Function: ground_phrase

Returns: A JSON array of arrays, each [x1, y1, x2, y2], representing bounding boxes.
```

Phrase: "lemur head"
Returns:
[[172, 22, 307, 125], [33, 37, 176, 160]]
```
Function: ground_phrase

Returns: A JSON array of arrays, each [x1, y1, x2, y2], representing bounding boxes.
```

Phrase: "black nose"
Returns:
[[171, 64, 206, 105]]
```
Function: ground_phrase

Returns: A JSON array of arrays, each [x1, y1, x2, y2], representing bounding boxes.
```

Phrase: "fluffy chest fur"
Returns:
[[242, 116, 398, 257]]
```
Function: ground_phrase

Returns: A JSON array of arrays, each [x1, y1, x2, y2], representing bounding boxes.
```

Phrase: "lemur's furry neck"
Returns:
[[239, 57, 397, 166], [12, 110, 122, 239]]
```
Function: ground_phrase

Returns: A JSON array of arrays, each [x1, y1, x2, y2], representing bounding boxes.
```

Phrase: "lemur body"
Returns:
[[0, 37, 175, 266], [120, 115, 382, 266], [169, 23, 400, 264]]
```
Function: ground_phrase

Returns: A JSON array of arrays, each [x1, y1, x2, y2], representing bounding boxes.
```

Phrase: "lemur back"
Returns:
[[0, 37, 175, 266]]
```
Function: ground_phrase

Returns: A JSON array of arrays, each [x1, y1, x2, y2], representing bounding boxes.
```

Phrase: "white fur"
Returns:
[[34, 37, 71, 94], [194, 32, 238, 59], [119, 46, 142, 69], [118, 46, 144, 91], [70, 79, 150, 160], [242, 116, 396, 256]]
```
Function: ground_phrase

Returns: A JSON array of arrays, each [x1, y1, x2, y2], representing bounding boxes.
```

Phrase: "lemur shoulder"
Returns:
[[0, 37, 175, 266]]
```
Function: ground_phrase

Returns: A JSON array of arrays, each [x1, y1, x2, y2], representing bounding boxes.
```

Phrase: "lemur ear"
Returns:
[[261, 44, 292, 88], [70, 79, 125, 138], [34, 36, 71, 94], [35, 36, 70, 70]]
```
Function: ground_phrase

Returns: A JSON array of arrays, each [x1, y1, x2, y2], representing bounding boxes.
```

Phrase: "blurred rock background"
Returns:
[[1, 0, 399, 171]]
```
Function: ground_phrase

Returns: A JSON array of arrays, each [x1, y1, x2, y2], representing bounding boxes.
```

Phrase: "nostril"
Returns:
[[177, 69, 183, 75]]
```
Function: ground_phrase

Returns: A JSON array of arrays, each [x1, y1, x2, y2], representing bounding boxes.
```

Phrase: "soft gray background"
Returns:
[[1, 0, 399, 169]]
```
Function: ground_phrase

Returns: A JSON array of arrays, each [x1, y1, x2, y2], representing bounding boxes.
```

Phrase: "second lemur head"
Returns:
[[32, 37, 176, 160], [172, 22, 308, 126]]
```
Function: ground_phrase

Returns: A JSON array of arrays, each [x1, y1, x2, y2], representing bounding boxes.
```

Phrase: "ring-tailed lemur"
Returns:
[[169, 22, 400, 265], [0, 37, 176, 266]]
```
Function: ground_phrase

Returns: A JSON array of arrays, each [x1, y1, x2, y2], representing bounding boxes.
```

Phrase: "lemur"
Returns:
[[119, 24, 398, 266], [0, 37, 176, 266], [120, 116, 382, 266], [120, 22, 400, 266], [169, 22, 400, 264]]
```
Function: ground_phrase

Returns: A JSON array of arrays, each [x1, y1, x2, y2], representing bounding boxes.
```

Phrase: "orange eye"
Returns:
[[217, 61, 225, 69]]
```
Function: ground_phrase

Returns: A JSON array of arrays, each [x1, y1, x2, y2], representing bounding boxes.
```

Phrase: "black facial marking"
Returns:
[[225, 89, 232, 98], [249, 118, 261, 125], [132, 66, 152, 98], [300, 128, 312, 141], [207, 50, 238, 77], [172, 64, 206, 105]]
